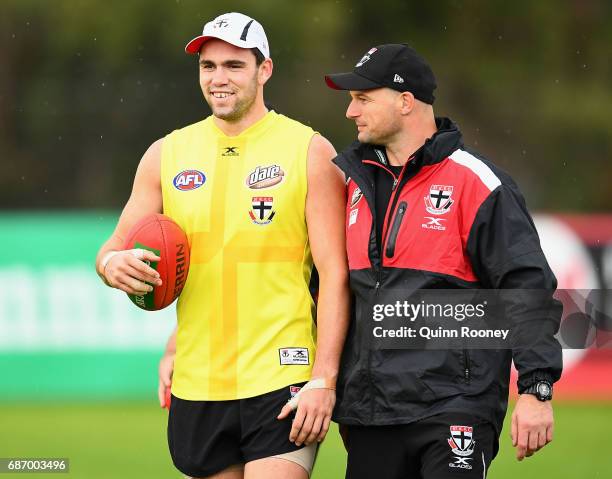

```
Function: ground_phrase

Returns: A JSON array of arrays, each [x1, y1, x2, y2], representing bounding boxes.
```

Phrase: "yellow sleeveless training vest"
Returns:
[[161, 111, 317, 400]]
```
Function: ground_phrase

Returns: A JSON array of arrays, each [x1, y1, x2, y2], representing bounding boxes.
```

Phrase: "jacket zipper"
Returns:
[[381, 162, 410, 260], [463, 349, 471, 383], [336, 153, 411, 422], [367, 158, 406, 421], [385, 201, 407, 258], [367, 269, 384, 421]]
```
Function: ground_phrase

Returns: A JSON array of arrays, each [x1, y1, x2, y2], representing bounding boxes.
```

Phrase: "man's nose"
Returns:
[[346, 99, 359, 119], [211, 67, 229, 85]]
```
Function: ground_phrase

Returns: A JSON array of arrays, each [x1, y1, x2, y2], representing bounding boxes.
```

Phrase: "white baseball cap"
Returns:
[[185, 12, 270, 59]]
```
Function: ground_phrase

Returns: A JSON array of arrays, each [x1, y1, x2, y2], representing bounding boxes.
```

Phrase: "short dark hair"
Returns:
[[251, 48, 265, 66]]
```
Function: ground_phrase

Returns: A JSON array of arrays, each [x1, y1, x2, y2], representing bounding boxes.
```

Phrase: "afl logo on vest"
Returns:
[[245, 165, 285, 189], [173, 170, 206, 191]]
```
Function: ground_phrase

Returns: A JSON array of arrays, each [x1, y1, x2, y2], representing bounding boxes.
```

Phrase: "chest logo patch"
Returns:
[[350, 187, 363, 208], [173, 170, 206, 191], [222, 146, 240, 157], [246, 165, 285, 189], [425, 185, 454, 215], [249, 196, 276, 225]]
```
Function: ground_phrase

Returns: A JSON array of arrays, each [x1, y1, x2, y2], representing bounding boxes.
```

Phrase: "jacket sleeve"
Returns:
[[466, 182, 563, 391]]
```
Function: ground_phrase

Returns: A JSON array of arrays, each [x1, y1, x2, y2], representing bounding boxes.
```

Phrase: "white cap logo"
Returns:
[[355, 47, 378, 67], [185, 12, 270, 59], [213, 18, 230, 29]]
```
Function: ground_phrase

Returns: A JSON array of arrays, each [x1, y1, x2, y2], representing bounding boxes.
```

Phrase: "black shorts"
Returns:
[[168, 383, 305, 478], [344, 412, 498, 479]]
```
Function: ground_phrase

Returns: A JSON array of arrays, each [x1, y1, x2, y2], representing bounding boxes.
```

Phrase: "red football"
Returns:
[[123, 213, 190, 311]]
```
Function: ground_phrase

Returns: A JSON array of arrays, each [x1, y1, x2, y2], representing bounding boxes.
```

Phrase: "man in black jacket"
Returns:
[[325, 44, 562, 478]]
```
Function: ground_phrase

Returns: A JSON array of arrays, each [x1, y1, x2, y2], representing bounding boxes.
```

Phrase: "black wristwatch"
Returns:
[[522, 381, 553, 401]]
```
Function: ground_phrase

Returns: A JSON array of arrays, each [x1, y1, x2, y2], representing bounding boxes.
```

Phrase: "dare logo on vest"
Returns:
[[246, 165, 285, 189], [173, 170, 206, 191]]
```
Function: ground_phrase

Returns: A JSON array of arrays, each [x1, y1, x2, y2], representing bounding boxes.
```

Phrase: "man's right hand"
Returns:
[[102, 249, 162, 295], [511, 393, 554, 461]]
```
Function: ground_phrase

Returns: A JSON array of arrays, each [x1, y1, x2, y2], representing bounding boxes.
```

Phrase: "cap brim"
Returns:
[[185, 35, 213, 54], [324, 72, 382, 91], [185, 34, 268, 57]]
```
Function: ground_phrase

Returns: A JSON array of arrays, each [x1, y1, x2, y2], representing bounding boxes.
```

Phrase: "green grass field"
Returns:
[[1, 401, 610, 478]]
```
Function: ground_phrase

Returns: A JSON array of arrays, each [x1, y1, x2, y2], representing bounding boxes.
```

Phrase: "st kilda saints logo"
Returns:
[[424, 184, 454, 215], [246, 165, 285, 189], [213, 18, 229, 29], [249, 196, 275, 225], [447, 425, 475, 470], [356, 47, 377, 67]]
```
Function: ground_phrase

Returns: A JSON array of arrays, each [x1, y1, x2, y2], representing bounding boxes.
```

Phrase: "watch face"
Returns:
[[538, 383, 551, 397]]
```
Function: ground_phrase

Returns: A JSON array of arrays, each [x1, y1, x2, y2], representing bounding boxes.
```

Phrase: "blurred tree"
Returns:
[[0, 0, 610, 210]]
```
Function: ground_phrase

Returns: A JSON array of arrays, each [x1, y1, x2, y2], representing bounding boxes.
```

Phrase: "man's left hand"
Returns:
[[277, 387, 336, 446], [158, 351, 174, 408], [511, 393, 554, 461]]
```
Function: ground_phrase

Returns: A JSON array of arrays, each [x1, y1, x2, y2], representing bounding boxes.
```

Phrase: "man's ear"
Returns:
[[258, 58, 273, 85], [398, 91, 415, 115]]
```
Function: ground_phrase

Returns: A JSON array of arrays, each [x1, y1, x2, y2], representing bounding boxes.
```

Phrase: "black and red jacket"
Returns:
[[332, 118, 562, 433]]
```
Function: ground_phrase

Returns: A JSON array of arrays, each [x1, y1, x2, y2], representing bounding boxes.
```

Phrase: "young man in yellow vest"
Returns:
[[95, 12, 349, 479]]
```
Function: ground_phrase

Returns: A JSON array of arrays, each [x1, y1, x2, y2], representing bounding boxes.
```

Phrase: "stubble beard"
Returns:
[[209, 75, 258, 123], [360, 119, 401, 146]]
